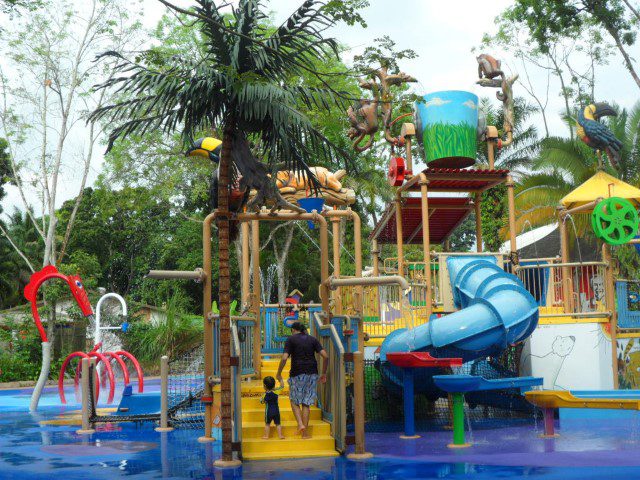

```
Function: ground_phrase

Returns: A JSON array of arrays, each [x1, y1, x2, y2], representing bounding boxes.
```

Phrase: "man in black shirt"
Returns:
[[276, 321, 328, 439]]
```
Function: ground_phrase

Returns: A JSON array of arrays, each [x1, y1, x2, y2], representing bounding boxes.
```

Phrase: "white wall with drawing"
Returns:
[[519, 323, 613, 390]]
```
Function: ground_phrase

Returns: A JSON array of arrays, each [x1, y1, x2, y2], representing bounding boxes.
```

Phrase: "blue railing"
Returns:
[[311, 311, 346, 453], [212, 316, 257, 378], [617, 281, 640, 329], [262, 305, 322, 353]]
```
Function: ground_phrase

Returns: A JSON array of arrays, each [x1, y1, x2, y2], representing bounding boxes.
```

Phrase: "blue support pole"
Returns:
[[401, 368, 420, 439]]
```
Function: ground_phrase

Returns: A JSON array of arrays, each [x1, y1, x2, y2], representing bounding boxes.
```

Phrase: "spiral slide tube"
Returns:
[[380, 256, 539, 383]]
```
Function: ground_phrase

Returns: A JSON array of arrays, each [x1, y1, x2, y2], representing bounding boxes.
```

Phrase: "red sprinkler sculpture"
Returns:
[[25, 265, 143, 410]]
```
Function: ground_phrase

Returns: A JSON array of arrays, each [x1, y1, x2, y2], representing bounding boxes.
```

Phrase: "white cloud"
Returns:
[[424, 97, 451, 108], [462, 99, 477, 110]]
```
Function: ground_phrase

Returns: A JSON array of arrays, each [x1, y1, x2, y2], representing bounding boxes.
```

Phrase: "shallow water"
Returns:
[[3, 386, 640, 479]]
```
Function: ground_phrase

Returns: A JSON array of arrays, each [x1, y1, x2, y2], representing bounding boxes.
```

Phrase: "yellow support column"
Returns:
[[251, 220, 261, 377], [395, 194, 404, 276]]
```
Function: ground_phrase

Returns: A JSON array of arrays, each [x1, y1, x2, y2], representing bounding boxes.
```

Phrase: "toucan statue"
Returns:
[[576, 103, 623, 170], [187, 137, 222, 163]]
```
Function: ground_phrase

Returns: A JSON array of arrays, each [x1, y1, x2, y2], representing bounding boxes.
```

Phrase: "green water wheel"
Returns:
[[591, 197, 639, 245]]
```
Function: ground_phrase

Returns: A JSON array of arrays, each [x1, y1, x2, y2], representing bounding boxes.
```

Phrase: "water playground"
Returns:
[[5, 5, 640, 480]]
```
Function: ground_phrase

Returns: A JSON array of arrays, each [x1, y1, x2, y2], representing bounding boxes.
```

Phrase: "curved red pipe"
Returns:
[[59, 351, 101, 404], [115, 351, 144, 393], [74, 350, 118, 404], [87, 351, 116, 404], [24, 266, 94, 343], [106, 352, 131, 385]]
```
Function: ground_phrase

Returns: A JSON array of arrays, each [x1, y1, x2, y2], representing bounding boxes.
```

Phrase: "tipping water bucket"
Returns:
[[297, 197, 325, 229], [414, 90, 478, 168]]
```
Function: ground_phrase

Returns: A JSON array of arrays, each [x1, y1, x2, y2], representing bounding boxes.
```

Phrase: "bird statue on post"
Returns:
[[576, 103, 623, 170]]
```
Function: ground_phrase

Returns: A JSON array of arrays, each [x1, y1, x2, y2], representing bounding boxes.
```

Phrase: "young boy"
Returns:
[[261, 376, 284, 439]]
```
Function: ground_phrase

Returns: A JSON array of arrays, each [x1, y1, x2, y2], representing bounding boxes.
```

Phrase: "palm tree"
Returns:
[[515, 101, 640, 234], [477, 97, 539, 176], [90, 0, 349, 461]]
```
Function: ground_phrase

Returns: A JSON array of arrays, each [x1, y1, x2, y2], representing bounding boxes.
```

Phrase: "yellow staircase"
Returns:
[[240, 356, 338, 461]]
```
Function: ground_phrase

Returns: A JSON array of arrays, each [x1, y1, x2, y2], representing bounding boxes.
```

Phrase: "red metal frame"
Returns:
[[386, 352, 463, 368], [24, 265, 94, 342]]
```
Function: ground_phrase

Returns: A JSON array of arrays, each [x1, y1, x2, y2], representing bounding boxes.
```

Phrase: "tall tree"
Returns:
[[481, 4, 612, 139], [91, 0, 351, 462], [510, 0, 640, 91], [0, 0, 141, 277]]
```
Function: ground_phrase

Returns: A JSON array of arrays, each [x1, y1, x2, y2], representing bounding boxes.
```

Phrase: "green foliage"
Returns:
[[91, 0, 352, 184], [449, 215, 477, 252], [423, 122, 476, 164], [0, 317, 77, 382], [510, 0, 635, 54], [353, 35, 417, 75], [321, 0, 370, 27], [481, 185, 508, 252], [0, 0, 44, 14], [119, 294, 203, 368]]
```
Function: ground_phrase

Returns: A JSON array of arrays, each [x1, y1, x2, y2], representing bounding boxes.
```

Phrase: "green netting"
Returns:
[[362, 344, 536, 432]]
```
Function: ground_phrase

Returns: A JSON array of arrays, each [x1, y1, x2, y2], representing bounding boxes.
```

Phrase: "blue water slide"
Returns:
[[379, 256, 539, 393]]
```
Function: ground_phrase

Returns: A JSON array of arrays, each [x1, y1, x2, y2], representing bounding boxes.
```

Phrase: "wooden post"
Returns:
[[487, 140, 495, 170], [405, 135, 413, 174], [76, 357, 95, 435], [603, 243, 619, 388], [156, 355, 174, 432], [474, 193, 483, 253], [351, 211, 364, 353], [319, 215, 330, 320], [558, 210, 573, 314], [419, 175, 432, 320], [201, 213, 215, 443], [332, 214, 341, 315], [241, 221, 250, 309], [347, 351, 373, 459], [506, 175, 517, 259], [251, 220, 261, 376], [395, 194, 404, 276], [372, 239, 380, 276], [332, 213, 341, 277]]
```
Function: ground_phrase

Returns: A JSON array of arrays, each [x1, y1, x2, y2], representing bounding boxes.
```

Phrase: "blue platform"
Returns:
[[113, 385, 161, 416], [433, 374, 543, 394]]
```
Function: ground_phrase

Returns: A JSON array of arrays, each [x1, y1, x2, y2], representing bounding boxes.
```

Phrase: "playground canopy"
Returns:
[[561, 171, 640, 210], [371, 196, 471, 244], [369, 168, 509, 245]]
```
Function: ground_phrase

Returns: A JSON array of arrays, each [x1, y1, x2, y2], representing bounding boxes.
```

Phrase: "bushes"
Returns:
[[119, 296, 203, 369]]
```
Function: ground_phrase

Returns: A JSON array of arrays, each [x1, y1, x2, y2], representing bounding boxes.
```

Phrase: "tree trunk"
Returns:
[[218, 125, 233, 461], [607, 26, 640, 91]]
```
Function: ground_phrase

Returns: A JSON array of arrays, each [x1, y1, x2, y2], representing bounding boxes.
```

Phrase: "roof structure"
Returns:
[[401, 168, 510, 193], [561, 171, 640, 210], [370, 196, 472, 244]]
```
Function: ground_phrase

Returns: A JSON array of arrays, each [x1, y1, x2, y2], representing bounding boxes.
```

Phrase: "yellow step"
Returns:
[[242, 407, 322, 423], [243, 449, 339, 461], [242, 435, 335, 455], [241, 396, 292, 409], [239, 384, 290, 396], [242, 421, 331, 438], [259, 371, 290, 380]]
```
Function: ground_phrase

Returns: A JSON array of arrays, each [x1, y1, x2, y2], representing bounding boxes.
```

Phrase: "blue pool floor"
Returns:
[[4, 386, 640, 479]]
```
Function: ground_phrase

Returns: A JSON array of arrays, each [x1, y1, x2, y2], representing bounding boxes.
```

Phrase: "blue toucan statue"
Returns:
[[576, 102, 623, 170]]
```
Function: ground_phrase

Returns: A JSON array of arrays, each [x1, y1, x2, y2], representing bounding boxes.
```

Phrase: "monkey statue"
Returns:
[[347, 99, 379, 153], [477, 54, 504, 80]]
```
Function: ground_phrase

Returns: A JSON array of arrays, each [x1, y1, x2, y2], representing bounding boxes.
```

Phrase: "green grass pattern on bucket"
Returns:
[[423, 121, 476, 164]]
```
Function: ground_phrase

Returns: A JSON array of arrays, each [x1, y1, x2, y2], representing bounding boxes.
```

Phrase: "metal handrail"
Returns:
[[230, 323, 242, 448], [312, 311, 346, 453], [516, 261, 607, 270]]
